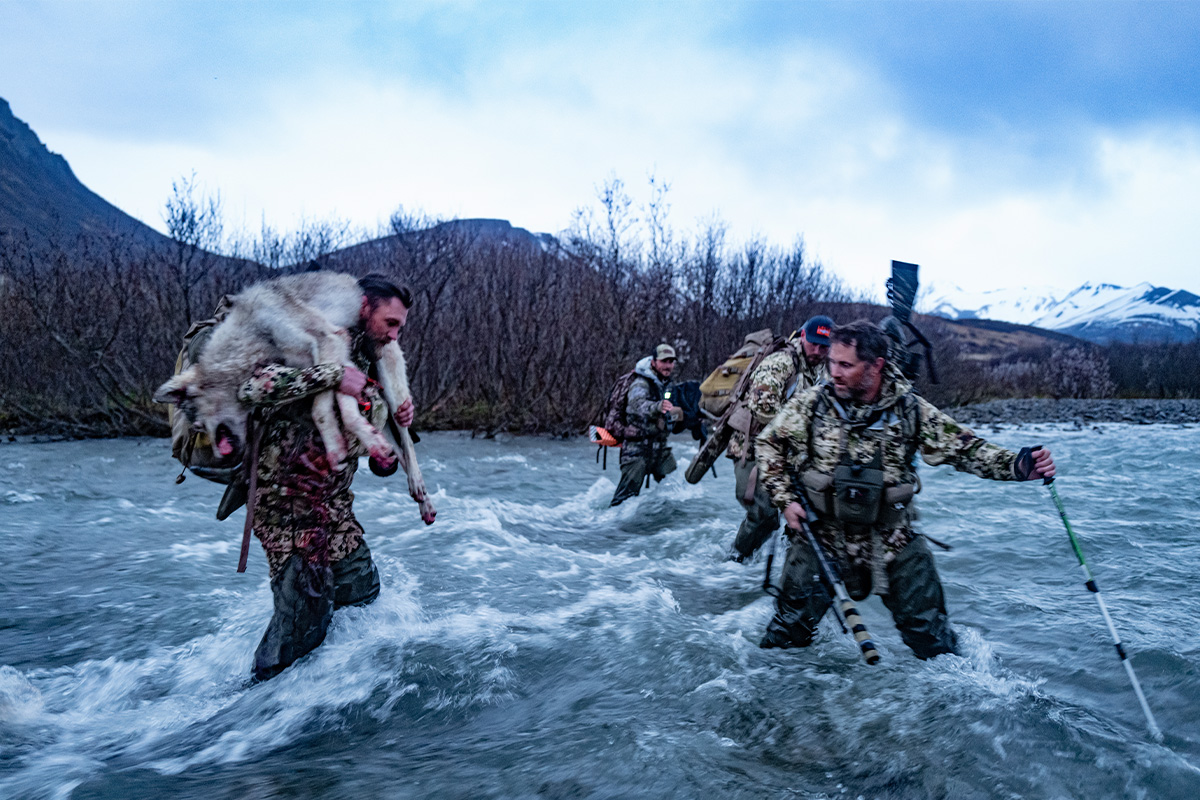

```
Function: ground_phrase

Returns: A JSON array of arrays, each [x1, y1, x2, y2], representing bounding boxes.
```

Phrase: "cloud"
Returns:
[[12, 2, 1200, 296]]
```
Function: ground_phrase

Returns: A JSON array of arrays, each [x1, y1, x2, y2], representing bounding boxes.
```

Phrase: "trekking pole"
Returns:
[[1044, 473, 1163, 741], [792, 493, 880, 665]]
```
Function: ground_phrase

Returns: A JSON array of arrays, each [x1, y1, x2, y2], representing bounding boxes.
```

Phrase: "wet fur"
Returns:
[[155, 272, 435, 524]]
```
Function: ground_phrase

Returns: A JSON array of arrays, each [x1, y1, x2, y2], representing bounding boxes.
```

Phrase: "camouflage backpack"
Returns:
[[684, 331, 801, 483], [600, 370, 647, 444]]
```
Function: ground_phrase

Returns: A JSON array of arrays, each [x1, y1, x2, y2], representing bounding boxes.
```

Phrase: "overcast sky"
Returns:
[[3, 1, 1199, 297]]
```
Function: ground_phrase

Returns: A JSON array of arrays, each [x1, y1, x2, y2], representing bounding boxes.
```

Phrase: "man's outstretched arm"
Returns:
[[916, 397, 1055, 481]]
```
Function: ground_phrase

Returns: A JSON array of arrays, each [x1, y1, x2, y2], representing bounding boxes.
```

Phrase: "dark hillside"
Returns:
[[0, 98, 170, 246]]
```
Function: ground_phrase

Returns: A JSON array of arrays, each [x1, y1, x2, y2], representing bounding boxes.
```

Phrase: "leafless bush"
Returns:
[[13, 172, 1150, 438], [1042, 346, 1116, 399]]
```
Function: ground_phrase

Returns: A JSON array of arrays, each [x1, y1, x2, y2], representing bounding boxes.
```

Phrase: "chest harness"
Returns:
[[797, 389, 921, 595]]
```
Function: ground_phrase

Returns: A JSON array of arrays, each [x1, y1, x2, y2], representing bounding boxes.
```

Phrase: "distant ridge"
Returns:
[[0, 97, 170, 246], [927, 281, 1200, 344], [324, 217, 558, 269]]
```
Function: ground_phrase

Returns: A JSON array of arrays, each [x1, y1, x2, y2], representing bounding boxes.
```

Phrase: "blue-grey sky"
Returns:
[[3, 1, 1199, 295]]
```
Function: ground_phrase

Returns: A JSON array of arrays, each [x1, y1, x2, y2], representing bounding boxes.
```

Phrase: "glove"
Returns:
[[1013, 446, 1042, 482]]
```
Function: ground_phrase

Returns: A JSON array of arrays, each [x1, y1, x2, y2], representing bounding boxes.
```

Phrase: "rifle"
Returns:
[[886, 260, 939, 384], [683, 400, 734, 483], [783, 490, 881, 665]]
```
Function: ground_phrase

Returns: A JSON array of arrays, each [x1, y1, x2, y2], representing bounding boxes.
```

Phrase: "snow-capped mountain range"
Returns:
[[924, 282, 1200, 343]]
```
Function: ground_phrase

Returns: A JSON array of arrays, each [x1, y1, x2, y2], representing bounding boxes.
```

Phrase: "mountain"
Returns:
[[926, 281, 1200, 343], [323, 217, 558, 271], [0, 97, 171, 247], [925, 284, 1069, 326], [0, 97, 557, 266]]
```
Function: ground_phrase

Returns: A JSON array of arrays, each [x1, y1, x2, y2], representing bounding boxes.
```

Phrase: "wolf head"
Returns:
[[155, 367, 249, 464]]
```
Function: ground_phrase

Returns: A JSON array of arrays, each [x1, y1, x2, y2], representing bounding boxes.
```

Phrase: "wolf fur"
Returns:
[[154, 271, 435, 524]]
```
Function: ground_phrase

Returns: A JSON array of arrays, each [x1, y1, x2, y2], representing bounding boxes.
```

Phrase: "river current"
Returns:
[[1, 425, 1198, 799]]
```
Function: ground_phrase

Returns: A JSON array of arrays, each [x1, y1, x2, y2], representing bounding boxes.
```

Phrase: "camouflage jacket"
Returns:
[[621, 357, 671, 463], [237, 328, 389, 578], [726, 344, 825, 462], [755, 365, 1020, 585]]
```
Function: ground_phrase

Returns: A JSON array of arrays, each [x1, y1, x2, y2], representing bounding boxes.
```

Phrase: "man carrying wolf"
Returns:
[[755, 320, 1055, 658], [609, 344, 683, 507], [726, 316, 833, 562], [240, 274, 416, 681]]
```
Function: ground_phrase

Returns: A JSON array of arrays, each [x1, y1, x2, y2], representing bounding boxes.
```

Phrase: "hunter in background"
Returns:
[[605, 344, 683, 507], [720, 316, 832, 561]]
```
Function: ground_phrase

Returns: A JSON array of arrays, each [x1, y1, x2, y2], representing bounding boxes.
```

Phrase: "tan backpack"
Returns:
[[685, 330, 800, 483], [697, 329, 774, 417]]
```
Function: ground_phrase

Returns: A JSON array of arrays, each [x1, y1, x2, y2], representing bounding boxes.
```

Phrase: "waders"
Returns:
[[1045, 475, 1163, 741], [766, 493, 880, 665]]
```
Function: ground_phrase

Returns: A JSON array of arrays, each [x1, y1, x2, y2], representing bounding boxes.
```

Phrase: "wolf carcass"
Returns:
[[154, 271, 436, 524]]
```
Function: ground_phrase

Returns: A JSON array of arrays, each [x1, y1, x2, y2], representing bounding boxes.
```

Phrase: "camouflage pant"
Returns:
[[729, 459, 780, 561], [760, 535, 957, 660], [610, 447, 677, 506], [252, 539, 381, 682]]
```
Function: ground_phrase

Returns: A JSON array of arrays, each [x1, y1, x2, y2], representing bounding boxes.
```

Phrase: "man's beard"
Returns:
[[832, 382, 867, 402], [352, 322, 383, 360]]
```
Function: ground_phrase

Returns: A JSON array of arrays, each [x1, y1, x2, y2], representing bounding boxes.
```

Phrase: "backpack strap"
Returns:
[[237, 414, 265, 573], [900, 391, 921, 468], [804, 388, 830, 464], [640, 373, 663, 403]]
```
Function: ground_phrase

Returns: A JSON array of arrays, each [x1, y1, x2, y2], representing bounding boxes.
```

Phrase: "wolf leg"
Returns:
[[380, 418, 435, 525], [308, 333, 356, 469], [274, 330, 350, 469], [311, 391, 349, 467], [335, 391, 395, 469], [375, 342, 436, 524]]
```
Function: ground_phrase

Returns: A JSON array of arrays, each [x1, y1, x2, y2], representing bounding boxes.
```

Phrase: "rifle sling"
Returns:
[[237, 415, 264, 574]]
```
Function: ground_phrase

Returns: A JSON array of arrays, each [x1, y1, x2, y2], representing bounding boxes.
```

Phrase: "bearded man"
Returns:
[[755, 320, 1055, 658]]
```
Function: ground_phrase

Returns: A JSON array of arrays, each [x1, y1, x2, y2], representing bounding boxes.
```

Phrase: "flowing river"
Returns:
[[2, 425, 1198, 799]]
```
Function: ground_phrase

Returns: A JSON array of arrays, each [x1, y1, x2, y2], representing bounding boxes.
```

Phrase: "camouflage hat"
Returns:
[[802, 315, 834, 344], [654, 343, 677, 361]]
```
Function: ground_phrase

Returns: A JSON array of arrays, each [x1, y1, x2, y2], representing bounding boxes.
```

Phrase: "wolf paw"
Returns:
[[370, 446, 397, 473]]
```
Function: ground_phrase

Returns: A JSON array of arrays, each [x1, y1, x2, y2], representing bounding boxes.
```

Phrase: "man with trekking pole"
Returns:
[[755, 320, 1055, 658]]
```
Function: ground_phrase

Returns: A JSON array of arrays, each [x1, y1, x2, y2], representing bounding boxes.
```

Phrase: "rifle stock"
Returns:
[[684, 404, 736, 484], [792, 490, 881, 665]]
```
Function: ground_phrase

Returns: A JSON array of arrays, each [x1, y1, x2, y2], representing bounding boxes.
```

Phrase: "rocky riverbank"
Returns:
[[947, 398, 1200, 427]]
